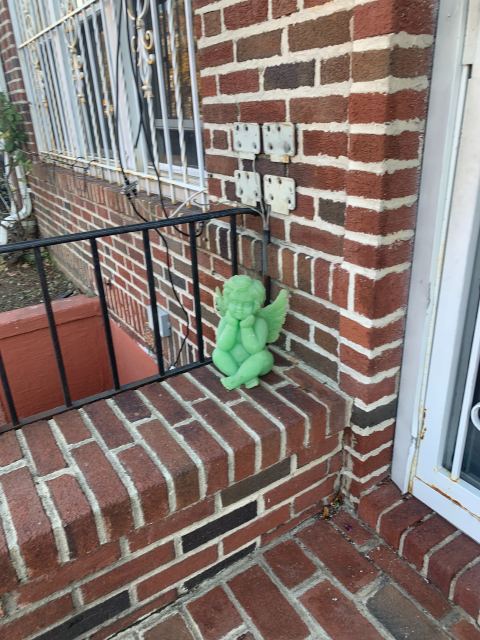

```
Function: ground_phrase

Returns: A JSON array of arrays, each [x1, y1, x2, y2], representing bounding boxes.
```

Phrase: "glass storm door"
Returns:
[[413, 1, 480, 542]]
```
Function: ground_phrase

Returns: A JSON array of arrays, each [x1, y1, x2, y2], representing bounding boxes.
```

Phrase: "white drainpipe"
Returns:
[[0, 151, 32, 245], [0, 49, 32, 246]]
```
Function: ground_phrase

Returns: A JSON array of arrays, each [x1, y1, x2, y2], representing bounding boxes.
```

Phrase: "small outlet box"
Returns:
[[235, 170, 261, 207], [147, 305, 171, 337], [262, 123, 295, 162], [263, 175, 296, 215], [233, 122, 261, 158]]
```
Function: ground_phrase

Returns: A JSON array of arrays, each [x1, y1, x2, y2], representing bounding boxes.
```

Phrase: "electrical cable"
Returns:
[[125, 1, 205, 239]]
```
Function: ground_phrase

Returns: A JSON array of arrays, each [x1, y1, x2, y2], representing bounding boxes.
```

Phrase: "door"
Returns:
[[413, 0, 480, 542]]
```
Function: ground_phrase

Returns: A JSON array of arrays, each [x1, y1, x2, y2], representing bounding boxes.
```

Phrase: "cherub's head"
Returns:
[[223, 275, 265, 321]]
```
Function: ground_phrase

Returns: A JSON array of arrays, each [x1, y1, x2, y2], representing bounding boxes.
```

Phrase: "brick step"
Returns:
[[358, 480, 480, 627], [0, 362, 349, 640], [112, 507, 477, 640]]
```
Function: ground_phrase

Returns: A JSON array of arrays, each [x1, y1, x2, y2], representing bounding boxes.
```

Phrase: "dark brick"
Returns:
[[351, 399, 398, 428], [34, 591, 130, 640], [203, 11, 221, 37], [182, 502, 257, 552], [221, 459, 291, 506], [184, 544, 256, 591], [264, 61, 315, 90], [319, 198, 346, 225], [224, 0, 268, 29], [367, 584, 449, 640]]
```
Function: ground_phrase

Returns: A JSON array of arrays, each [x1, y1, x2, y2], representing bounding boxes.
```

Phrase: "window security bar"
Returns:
[[9, 0, 205, 203], [0, 207, 253, 432]]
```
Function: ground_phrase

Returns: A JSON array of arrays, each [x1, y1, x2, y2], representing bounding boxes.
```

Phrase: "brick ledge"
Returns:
[[0, 360, 349, 639], [358, 479, 480, 625]]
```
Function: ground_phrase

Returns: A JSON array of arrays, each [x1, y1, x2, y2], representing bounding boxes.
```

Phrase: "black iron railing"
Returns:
[[0, 207, 254, 431]]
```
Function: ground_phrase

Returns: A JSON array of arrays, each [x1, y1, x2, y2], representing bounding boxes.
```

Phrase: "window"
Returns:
[[9, 0, 205, 201]]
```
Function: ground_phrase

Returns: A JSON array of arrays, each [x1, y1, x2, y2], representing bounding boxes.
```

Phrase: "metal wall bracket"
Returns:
[[147, 306, 171, 337], [235, 170, 261, 207], [263, 175, 296, 215], [262, 123, 295, 162], [233, 123, 261, 158]]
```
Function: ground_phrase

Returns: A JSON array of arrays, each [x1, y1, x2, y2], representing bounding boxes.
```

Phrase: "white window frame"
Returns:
[[393, 0, 480, 541], [7, 0, 205, 204]]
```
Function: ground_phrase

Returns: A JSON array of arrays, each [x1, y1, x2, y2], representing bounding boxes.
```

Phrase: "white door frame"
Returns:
[[392, 0, 480, 540]]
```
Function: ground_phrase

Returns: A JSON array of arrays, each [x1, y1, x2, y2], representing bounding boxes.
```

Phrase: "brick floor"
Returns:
[[115, 507, 479, 640]]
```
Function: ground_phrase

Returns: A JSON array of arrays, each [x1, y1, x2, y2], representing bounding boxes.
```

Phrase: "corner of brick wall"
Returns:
[[0, 0, 440, 506], [194, 0, 438, 504]]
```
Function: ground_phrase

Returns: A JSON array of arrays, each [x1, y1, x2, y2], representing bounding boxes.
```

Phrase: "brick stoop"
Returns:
[[111, 506, 478, 640], [358, 480, 480, 628], [0, 361, 349, 640]]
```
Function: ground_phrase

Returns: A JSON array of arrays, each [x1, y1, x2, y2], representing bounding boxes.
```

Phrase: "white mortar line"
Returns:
[[0, 482, 28, 581], [79, 408, 145, 530], [162, 380, 237, 485], [49, 418, 108, 545], [135, 391, 208, 501], [449, 556, 480, 601], [15, 431, 70, 564], [422, 530, 461, 577], [106, 399, 178, 513]]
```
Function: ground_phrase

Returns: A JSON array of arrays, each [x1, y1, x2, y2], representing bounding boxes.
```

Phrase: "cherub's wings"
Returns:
[[258, 289, 289, 343], [215, 287, 227, 317]]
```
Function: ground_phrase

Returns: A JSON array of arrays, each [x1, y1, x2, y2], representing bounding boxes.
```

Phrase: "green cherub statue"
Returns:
[[212, 275, 288, 390]]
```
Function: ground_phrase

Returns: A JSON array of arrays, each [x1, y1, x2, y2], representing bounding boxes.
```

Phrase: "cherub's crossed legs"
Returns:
[[212, 348, 273, 390]]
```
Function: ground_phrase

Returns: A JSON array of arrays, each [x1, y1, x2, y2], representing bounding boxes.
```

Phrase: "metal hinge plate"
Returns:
[[263, 175, 296, 215], [233, 123, 261, 158], [262, 123, 295, 162], [234, 170, 261, 206]]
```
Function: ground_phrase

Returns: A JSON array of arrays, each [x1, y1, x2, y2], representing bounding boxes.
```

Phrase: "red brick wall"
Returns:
[[1, 0, 438, 503], [195, 0, 437, 502]]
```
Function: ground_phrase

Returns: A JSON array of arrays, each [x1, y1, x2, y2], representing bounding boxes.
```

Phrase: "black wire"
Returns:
[[125, 1, 204, 239], [110, 0, 190, 368]]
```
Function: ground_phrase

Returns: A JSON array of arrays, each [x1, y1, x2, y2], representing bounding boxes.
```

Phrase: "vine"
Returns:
[[0, 92, 31, 176], [0, 92, 33, 257]]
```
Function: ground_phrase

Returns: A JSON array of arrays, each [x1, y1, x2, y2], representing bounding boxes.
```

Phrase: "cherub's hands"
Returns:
[[240, 314, 255, 328], [225, 311, 239, 326]]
